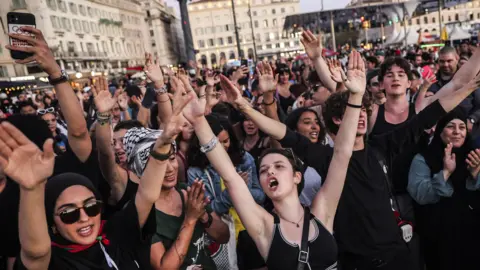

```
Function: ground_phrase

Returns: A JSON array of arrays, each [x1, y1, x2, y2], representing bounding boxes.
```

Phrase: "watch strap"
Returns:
[[48, 70, 69, 85]]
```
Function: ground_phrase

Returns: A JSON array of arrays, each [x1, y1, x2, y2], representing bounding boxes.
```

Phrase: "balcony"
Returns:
[[53, 51, 108, 60]]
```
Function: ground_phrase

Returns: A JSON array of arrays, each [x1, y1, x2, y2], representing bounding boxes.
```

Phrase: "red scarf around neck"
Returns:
[[51, 221, 110, 253]]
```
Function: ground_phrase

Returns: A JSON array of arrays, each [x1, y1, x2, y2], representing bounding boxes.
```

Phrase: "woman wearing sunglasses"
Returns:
[[0, 98, 184, 269]]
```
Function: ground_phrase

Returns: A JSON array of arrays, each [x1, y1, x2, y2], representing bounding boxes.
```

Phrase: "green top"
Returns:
[[152, 185, 217, 270]]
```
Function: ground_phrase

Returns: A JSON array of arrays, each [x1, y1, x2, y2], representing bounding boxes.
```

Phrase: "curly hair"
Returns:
[[322, 91, 372, 135], [378, 57, 413, 82], [285, 107, 326, 144]]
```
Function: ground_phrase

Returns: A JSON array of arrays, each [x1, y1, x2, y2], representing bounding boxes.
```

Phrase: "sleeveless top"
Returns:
[[370, 104, 416, 136], [266, 212, 338, 270]]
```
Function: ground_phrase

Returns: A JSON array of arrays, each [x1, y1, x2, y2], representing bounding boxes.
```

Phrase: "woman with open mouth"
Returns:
[[181, 51, 366, 270]]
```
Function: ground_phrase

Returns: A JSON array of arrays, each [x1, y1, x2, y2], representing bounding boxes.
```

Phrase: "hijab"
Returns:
[[421, 109, 470, 191]]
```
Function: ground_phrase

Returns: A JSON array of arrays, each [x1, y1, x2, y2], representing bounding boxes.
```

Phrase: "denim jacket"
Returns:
[[187, 152, 265, 215]]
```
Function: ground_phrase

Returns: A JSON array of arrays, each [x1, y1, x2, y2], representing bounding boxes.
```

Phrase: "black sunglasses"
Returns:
[[56, 200, 103, 224]]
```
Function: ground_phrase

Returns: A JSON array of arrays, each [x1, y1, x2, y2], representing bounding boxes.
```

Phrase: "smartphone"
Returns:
[[7, 12, 36, 60], [241, 59, 248, 67]]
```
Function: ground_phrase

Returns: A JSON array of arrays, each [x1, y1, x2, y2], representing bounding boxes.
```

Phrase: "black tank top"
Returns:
[[370, 104, 416, 136], [266, 212, 338, 270]]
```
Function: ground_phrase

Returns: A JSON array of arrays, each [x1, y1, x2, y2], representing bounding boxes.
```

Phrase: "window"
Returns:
[[57, 0, 67, 12], [272, 9, 276, 15], [82, 21, 90, 33], [455, 13, 459, 21], [408, 19, 412, 25], [273, 19, 277, 27], [115, 42, 122, 53], [424, 17, 428, 24], [152, 42, 156, 47], [150, 30, 154, 37], [50, 16, 60, 29], [208, 39, 214, 46], [255, 33, 261, 41], [227, 36, 233, 44], [12, 0, 27, 9], [79, 5, 86, 16], [73, 19, 82, 32], [266, 44, 272, 49], [67, 41, 76, 52], [87, 7, 94, 17], [61, 18, 71, 30], [265, 33, 270, 41], [281, 8, 285, 13], [253, 11, 257, 16], [198, 40, 205, 48], [218, 38, 224, 45], [0, 66, 8, 78], [432, 17, 436, 23], [69, 3, 77, 14], [263, 20, 268, 28], [254, 21, 259, 28], [47, 0, 56, 10], [448, 15, 451, 22], [416, 18, 420, 24], [275, 32, 280, 40], [90, 22, 97, 33]]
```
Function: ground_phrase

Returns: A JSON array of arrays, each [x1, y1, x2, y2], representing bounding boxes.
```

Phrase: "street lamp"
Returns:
[[75, 72, 83, 79]]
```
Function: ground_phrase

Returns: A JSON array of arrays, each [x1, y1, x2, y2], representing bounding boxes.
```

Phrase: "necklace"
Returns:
[[278, 207, 304, 228]]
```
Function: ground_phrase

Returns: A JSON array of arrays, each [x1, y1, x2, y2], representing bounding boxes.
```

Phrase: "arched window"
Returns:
[[247, 48, 254, 59], [229, 51, 235, 59], [200, 54, 207, 66], [210, 53, 217, 65]]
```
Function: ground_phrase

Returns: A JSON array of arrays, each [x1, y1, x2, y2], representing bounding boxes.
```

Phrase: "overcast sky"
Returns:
[[300, 0, 350, 12]]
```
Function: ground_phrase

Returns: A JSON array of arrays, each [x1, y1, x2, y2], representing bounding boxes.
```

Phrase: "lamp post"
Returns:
[[231, 0, 242, 59]]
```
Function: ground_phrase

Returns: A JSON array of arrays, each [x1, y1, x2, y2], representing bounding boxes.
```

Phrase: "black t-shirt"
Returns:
[[15, 198, 155, 270], [279, 100, 445, 258], [0, 179, 20, 258]]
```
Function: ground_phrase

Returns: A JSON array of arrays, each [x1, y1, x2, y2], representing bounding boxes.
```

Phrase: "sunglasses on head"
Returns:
[[37, 107, 55, 115], [56, 200, 103, 224]]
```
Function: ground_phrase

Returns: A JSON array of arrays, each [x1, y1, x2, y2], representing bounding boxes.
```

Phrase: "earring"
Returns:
[[51, 226, 57, 234]]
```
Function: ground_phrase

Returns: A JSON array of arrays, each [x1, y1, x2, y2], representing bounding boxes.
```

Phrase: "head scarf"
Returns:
[[123, 127, 176, 176], [421, 109, 470, 191]]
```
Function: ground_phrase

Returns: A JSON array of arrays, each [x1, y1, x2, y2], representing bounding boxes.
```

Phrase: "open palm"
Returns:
[[343, 51, 366, 95], [257, 62, 278, 93], [0, 122, 54, 190], [144, 53, 164, 84], [161, 88, 193, 143], [219, 74, 244, 106], [301, 30, 323, 60], [93, 77, 120, 113]]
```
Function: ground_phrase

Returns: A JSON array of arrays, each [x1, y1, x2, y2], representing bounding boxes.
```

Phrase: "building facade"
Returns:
[[143, 0, 186, 66], [0, 0, 151, 80], [187, 0, 301, 68]]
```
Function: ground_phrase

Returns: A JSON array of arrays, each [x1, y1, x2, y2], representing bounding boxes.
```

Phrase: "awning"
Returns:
[[447, 24, 471, 41]]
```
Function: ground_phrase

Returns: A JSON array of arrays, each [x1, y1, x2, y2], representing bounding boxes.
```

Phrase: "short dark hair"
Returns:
[[439, 46, 457, 56], [113, 120, 144, 132], [285, 107, 326, 144], [366, 69, 380, 85], [1, 115, 52, 149], [125, 85, 142, 98], [366, 56, 379, 68], [411, 69, 421, 80], [16, 101, 37, 112], [378, 57, 412, 82], [258, 148, 305, 195], [322, 91, 372, 135]]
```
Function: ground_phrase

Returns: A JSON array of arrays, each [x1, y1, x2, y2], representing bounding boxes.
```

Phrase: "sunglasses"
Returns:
[[56, 200, 103, 224], [37, 107, 55, 115], [370, 82, 380, 87]]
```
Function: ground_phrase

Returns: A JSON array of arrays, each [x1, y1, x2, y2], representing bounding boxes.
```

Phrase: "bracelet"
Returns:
[[154, 85, 168, 95], [150, 144, 174, 161], [201, 212, 213, 228], [97, 117, 110, 126], [200, 136, 218, 153], [346, 102, 362, 109], [97, 111, 111, 118], [262, 98, 276, 106]]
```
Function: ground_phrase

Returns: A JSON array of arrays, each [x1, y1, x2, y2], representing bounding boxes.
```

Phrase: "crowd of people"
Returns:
[[1, 25, 480, 270]]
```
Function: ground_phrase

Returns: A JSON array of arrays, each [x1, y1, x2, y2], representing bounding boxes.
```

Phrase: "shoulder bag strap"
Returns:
[[297, 207, 311, 270]]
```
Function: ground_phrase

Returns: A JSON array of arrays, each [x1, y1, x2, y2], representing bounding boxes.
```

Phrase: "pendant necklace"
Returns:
[[278, 207, 304, 228]]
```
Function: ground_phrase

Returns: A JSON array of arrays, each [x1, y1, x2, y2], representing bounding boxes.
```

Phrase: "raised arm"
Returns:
[[144, 53, 172, 125], [7, 27, 91, 161], [425, 46, 480, 105], [92, 78, 127, 203], [0, 122, 55, 270], [135, 87, 192, 228], [311, 51, 365, 233], [182, 79, 273, 256], [301, 30, 337, 92]]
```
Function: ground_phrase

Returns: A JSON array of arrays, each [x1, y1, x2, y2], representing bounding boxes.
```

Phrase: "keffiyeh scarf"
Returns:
[[123, 127, 176, 176]]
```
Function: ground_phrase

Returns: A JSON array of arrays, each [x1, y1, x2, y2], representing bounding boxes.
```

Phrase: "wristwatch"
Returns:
[[154, 85, 168, 95], [48, 70, 69, 85]]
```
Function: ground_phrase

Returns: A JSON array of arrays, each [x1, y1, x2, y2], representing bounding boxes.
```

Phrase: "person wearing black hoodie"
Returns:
[[408, 109, 480, 270]]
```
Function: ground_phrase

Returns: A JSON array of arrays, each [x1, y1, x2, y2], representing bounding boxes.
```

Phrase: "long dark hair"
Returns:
[[187, 114, 244, 169], [285, 107, 326, 144]]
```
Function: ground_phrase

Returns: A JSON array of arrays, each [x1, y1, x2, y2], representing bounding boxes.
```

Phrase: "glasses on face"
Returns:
[[37, 107, 55, 115], [56, 200, 103, 224], [370, 82, 380, 87]]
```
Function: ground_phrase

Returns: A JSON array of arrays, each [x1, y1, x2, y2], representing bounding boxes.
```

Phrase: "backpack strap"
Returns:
[[297, 207, 310, 270]]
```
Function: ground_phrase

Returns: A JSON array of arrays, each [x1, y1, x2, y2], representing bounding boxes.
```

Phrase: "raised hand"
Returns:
[[144, 53, 164, 88], [6, 27, 60, 77], [92, 77, 120, 113], [420, 73, 437, 91], [157, 81, 193, 145], [206, 70, 220, 87], [257, 62, 279, 93], [300, 30, 323, 60], [443, 143, 456, 179], [231, 66, 249, 83], [182, 80, 207, 125], [327, 58, 343, 83], [342, 51, 366, 95], [131, 95, 144, 108], [117, 89, 129, 111], [185, 180, 207, 222], [0, 122, 54, 190], [466, 149, 480, 178], [219, 74, 250, 111]]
